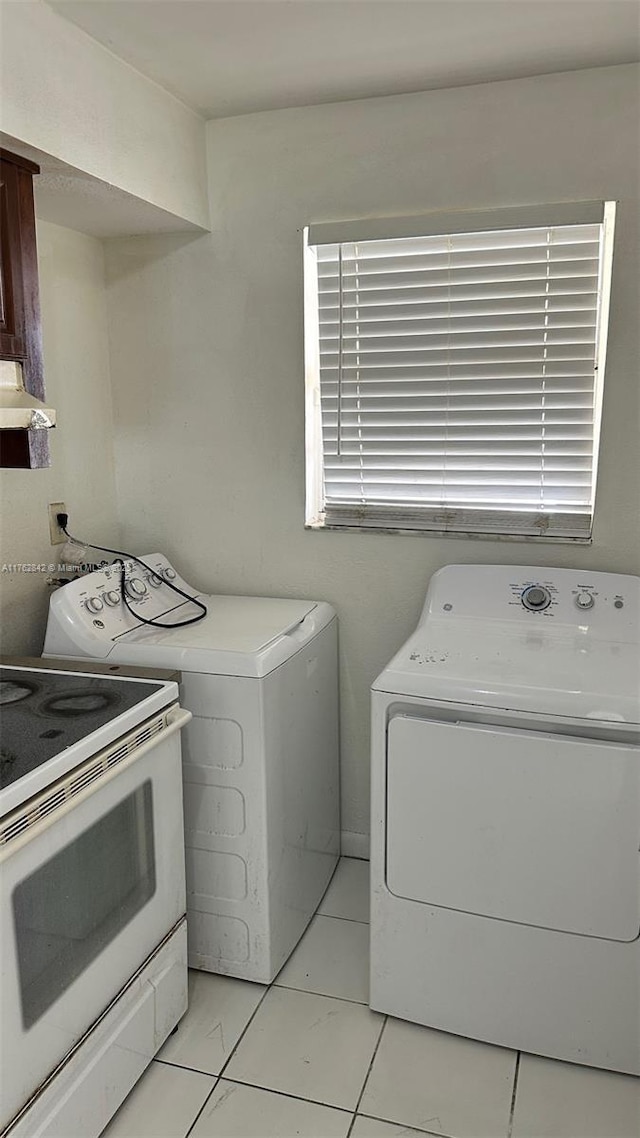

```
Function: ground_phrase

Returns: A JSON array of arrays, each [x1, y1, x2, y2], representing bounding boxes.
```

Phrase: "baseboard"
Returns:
[[341, 830, 370, 860]]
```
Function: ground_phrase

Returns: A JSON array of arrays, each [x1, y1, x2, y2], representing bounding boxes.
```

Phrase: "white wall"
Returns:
[[0, 221, 120, 654], [105, 64, 640, 853], [0, 0, 209, 230]]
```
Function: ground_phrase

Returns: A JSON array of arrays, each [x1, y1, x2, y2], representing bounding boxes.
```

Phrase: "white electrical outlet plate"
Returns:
[[48, 502, 67, 545]]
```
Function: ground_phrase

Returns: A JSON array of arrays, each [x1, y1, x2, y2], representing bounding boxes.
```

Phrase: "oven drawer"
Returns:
[[7, 920, 188, 1138]]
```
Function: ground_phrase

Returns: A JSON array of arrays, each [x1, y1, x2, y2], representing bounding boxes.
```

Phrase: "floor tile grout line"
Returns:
[[346, 1013, 389, 1135], [313, 857, 343, 915], [353, 1110, 456, 1137], [216, 982, 273, 1081], [183, 1071, 360, 1120], [182, 982, 273, 1138], [315, 911, 370, 926], [270, 901, 368, 987], [155, 1057, 221, 1079], [159, 1063, 422, 1131], [180, 1073, 220, 1138], [346, 1110, 358, 1138], [507, 1051, 522, 1138], [273, 981, 369, 1006]]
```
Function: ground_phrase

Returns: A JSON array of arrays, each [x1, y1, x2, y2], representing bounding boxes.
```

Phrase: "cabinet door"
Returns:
[[0, 150, 49, 468], [0, 158, 26, 359]]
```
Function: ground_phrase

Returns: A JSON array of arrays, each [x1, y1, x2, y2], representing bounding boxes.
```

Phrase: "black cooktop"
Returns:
[[0, 667, 164, 790]]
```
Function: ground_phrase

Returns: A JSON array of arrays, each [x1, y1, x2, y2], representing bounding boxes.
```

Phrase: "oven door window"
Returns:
[[12, 780, 156, 1029]]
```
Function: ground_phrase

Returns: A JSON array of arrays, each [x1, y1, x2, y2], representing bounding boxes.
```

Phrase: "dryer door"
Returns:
[[386, 715, 640, 941]]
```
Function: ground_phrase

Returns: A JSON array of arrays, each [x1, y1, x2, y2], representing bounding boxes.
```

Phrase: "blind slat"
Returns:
[[318, 365, 595, 381], [318, 266, 599, 295], [318, 285, 598, 309], [317, 247, 601, 279], [321, 444, 594, 457]]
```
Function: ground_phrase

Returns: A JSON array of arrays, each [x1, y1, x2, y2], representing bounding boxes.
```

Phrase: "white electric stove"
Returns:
[[0, 664, 191, 1138]]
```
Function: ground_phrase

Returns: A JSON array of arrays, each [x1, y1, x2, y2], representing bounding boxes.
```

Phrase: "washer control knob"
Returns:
[[125, 578, 147, 599], [148, 573, 162, 588], [522, 585, 552, 611], [103, 590, 120, 606], [164, 567, 176, 581], [85, 596, 103, 613], [575, 591, 595, 610]]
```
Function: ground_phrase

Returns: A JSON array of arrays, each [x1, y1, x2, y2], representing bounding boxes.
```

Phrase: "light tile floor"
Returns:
[[103, 858, 640, 1138]]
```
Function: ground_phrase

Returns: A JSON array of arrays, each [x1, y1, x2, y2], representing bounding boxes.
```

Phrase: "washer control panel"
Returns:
[[55, 554, 201, 640], [421, 564, 638, 639]]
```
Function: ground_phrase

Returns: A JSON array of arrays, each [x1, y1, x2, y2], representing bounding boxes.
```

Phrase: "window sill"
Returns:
[[305, 523, 592, 544]]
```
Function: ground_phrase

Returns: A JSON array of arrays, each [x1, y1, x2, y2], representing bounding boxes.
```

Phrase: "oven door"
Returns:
[[0, 705, 190, 1133]]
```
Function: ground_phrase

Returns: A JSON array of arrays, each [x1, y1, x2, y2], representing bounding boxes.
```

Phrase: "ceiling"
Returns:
[[47, 0, 640, 119]]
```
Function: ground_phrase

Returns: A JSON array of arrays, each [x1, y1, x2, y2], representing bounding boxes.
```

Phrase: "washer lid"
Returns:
[[112, 596, 325, 677], [373, 619, 640, 724], [127, 596, 317, 652]]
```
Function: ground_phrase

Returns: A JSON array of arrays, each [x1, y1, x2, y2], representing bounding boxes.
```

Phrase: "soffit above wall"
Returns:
[[1, 136, 203, 237], [1, 3, 210, 231], [48, 0, 640, 118]]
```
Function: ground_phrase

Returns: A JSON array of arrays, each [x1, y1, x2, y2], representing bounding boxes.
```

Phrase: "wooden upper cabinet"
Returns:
[[0, 148, 50, 469], [0, 158, 26, 358]]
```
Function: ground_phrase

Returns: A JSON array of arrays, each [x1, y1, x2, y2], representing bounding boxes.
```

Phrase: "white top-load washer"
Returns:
[[44, 554, 340, 983], [370, 564, 640, 1075]]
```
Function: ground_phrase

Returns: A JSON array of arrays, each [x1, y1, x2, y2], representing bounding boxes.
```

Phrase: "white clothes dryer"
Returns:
[[44, 554, 340, 983], [370, 564, 640, 1075]]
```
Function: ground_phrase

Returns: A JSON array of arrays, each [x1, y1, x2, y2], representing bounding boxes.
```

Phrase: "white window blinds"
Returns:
[[305, 205, 615, 538]]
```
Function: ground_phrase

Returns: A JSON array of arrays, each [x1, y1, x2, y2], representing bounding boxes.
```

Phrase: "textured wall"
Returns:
[[105, 65, 640, 852], [0, 221, 120, 654]]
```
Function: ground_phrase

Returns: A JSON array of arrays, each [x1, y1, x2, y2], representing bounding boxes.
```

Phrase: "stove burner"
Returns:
[[0, 749, 18, 776], [41, 691, 118, 717], [0, 681, 36, 705]]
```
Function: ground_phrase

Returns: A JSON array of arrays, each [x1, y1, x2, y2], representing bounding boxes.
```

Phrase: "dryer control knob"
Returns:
[[575, 591, 595, 610], [85, 596, 103, 613], [522, 585, 551, 611], [126, 578, 147, 599], [164, 568, 176, 581], [148, 573, 163, 588]]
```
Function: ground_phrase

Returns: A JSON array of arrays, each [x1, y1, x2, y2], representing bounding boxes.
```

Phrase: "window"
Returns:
[[304, 202, 615, 540]]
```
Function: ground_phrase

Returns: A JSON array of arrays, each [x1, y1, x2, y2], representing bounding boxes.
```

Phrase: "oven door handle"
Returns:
[[165, 706, 192, 732], [0, 705, 192, 859]]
